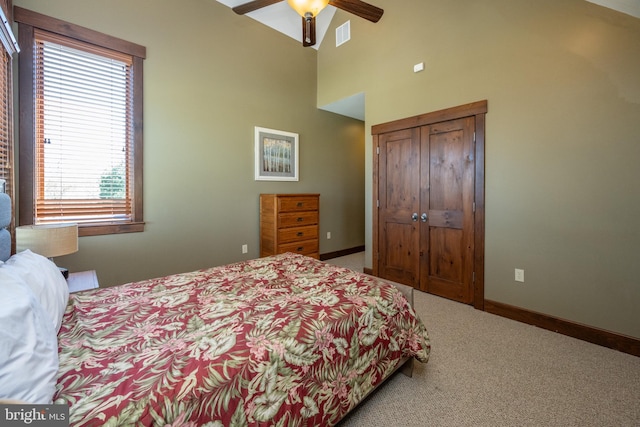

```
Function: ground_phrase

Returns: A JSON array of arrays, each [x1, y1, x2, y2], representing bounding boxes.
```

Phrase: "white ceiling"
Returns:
[[585, 0, 640, 18], [217, 1, 640, 121], [319, 92, 365, 121]]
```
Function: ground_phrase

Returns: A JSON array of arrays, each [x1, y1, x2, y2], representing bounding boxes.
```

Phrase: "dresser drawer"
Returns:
[[278, 196, 319, 212], [278, 211, 318, 228], [278, 225, 318, 243], [278, 239, 319, 256]]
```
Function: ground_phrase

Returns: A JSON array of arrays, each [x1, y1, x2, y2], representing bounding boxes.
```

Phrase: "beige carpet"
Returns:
[[326, 253, 640, 427]]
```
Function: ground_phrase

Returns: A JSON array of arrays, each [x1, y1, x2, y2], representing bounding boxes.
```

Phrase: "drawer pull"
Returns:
[[297, 202, 304, 207], [297, 232, 304, 236], [297, 217, 304, 222], [297, 247, 304, 251]]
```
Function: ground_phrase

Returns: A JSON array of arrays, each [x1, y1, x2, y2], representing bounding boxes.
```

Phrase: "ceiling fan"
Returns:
[[232, 0, 384, 47]]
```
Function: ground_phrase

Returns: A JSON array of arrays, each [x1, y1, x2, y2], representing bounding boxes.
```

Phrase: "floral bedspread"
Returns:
[[55, 253, 430, 426]]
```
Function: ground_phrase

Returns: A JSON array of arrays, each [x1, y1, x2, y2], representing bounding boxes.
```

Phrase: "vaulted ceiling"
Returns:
[[217, 1, 640, 51], [216, 1, 640, 121]]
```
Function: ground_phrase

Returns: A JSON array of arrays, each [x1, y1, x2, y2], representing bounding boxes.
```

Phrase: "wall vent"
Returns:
[[336, 21, 350, 47]]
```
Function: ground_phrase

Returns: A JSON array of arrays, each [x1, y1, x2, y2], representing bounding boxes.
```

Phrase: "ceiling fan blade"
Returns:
[[329, 0, 384, 22], [302, 15, 317, 47], [232, 0, 283, 15]]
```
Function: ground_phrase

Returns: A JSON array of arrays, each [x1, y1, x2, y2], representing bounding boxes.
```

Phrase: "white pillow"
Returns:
[[2, 250, 69, 333], [0, 270, 59, 403]]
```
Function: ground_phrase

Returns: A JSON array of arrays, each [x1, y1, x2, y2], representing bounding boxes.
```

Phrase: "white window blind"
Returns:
[[34, 29, 134, 225], [0, 50, 10, 191]]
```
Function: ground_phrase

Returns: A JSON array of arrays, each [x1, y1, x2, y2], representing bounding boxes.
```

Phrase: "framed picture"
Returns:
[[254, 127, 299, 181]]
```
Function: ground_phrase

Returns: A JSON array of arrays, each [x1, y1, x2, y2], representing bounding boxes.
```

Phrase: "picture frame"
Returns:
[[254, 126, 299, 181]]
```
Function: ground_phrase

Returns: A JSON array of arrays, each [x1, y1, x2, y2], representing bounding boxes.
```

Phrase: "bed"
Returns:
[[0, 188, 430, 426]]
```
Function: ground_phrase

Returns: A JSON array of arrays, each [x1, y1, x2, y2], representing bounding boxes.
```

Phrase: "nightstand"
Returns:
[[67, 270, 99, 293]]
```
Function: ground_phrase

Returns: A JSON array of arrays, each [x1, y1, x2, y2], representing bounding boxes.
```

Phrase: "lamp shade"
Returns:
[[287, 0, 330, 17], [16, 224, 78, 258]]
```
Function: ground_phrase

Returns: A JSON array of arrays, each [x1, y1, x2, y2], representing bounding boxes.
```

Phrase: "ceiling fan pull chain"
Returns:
[[304, 12, 312, 44]]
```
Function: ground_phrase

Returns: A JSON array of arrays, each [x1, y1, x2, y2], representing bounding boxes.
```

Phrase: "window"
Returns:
[[16, 7, 145, 236], [0, 36, 13, 193], [0, 2, 18, 244]]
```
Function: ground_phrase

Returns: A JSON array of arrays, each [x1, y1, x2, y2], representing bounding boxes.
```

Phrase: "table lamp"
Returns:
[[16, 224, 78, 278]]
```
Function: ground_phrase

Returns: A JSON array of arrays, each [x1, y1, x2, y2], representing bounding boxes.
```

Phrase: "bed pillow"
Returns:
[[2, 250, 69, 333], [0, 229, 9, 263], [0, 269, 59, 404], [0, 193, 10, 262]]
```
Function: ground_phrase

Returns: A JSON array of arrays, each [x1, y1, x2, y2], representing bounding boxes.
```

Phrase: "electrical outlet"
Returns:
[[515, 268, 524, 283], [242, 244, 248, 254], [327, 232, 331, 239]]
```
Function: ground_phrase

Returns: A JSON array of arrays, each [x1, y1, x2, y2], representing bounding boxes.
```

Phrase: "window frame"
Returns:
[[0, 0, 17, 253], [15, 7, 145, 237]]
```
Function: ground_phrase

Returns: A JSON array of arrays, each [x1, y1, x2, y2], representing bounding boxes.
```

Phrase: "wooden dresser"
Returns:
[[260, 194, 320, 259]]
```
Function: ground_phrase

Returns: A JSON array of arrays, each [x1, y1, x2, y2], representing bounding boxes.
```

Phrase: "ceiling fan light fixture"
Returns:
[[286, 0, 330, 18]]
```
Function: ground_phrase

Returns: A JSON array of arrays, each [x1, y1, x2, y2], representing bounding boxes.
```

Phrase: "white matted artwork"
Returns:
[[254, 127, 299, 181]]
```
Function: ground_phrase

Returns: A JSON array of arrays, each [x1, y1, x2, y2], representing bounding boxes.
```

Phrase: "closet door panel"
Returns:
[[422, 117, 475, 303], [378, 128, 421, 287]]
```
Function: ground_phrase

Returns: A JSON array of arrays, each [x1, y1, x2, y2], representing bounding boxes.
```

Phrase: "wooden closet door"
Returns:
[[420, 117, 475, 303], [376, 117, 476, 303], [377, 128, 421, 287], [372, 100, 486, 307]]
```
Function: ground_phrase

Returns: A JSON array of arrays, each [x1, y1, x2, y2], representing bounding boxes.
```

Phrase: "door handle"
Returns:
[[421, 213, 428, 222], [412, 213, 418, 222]]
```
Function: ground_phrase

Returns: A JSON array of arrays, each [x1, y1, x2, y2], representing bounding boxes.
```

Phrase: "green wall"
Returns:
[[318, 0, 640, 338], [14, 0, 365, 286]]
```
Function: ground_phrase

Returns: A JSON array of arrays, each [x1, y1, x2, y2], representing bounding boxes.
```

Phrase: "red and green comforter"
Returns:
[[55, 253, 430, 426]]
